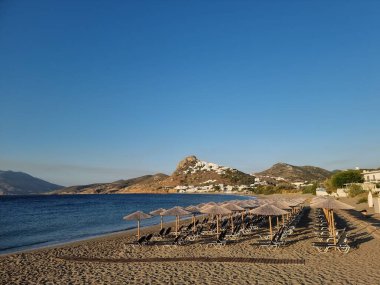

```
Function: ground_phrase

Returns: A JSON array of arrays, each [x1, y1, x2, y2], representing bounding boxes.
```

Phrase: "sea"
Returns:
[[0, 194, 251, 255]]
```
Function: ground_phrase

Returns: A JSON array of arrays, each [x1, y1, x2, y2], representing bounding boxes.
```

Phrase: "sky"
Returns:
[[1, 0, 379, 186]]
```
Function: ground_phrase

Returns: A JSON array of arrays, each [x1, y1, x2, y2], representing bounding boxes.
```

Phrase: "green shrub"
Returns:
[[302, 183, 318, 195], [348, 184, 365, 197], [213, 185, 221, 191], [253, 185, 282, 195]]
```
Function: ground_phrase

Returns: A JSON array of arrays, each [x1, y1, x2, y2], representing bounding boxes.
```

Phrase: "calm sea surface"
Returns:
[[0, 194, 251, 254]]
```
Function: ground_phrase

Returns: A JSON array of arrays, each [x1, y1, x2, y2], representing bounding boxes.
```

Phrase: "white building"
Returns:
[[316, 187, 329, 197], [363, 170, 380, 183]]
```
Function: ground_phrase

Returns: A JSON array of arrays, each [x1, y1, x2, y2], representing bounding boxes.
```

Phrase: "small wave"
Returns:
[[0, 239, 51, 252]]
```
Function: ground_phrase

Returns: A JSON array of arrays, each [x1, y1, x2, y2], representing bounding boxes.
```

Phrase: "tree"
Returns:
[[302, 183, 318, 195], [348, 184, 365, 197], [330, 170, 364, 189]]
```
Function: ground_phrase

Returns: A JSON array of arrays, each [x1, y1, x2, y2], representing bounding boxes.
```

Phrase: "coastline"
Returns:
[[0, 217, 186, 258], [1, 193, 252, 256], [2, 193, 380, 284]]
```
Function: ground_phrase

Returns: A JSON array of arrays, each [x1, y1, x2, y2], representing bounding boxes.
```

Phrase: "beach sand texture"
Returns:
[[1, 207, 379, 285]]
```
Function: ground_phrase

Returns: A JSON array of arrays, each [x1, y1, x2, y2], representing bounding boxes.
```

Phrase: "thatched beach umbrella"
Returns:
[[185, 205, 202, 232], [270, 201, 292, 226], [201, 205, 232, 237], [256, 199, 270, 206], [250, 204, 288, 240], [123, 211, 152, 240], [161, 206, 191, 236], [223, 203, 245, 211], [223, 203, 244, 232], [286, 199, 301, 214], [150, 208, 166, 229], [310, 198, 354, 244], [236, 201, 256, 228]]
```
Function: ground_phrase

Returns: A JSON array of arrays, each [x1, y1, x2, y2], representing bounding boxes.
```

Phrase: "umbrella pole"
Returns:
[[242, 211, 245, 229], [137, 219, 140, 240], [176, 216, 179, 237], [160, 216, 163, 230], [276, 216, 279, 229], [231, 214, 234, 232], [269, 216, 273, 240], [328, 210, 333, 235], [193, 214, 196, 233], [217, 215, 219, 237], [331, 210, 336, 245], [282, 214, 285, 226]]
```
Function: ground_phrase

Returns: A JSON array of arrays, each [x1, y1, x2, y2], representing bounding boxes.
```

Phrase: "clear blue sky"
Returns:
[[1, 0, 379, 186]]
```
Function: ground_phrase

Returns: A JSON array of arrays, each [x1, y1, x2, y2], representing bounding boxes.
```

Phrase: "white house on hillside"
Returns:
[[363, 170, 380, 183]]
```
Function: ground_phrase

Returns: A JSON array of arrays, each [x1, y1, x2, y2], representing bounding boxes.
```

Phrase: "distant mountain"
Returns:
[[255, 163, 332, 182], [55, 155, 256, 194], [54, 174, 169, 194], [0, 170, 62, 195]]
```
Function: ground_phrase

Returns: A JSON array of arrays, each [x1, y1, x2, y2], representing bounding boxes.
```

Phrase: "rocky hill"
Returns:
[[162, 155, 256, 187], [54, 173, 169, 194], [0, 170, 62, 195], [55, 155, 256, 194], [255, 162, 332, 182]]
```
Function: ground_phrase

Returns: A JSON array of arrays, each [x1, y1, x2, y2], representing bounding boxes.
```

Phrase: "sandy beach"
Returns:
[[1, 195, 380, 285]]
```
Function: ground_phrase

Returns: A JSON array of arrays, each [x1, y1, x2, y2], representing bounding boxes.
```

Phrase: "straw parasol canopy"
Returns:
[[123, 211, 152, 239], [235, 200, 256, 229], [222, 203, 245, 211], [250, 204, 288, 216], [246, 200, 259, 207], [185, 205, 202, 231], [236, 200, 256, 208], [270, 201, 292, 227], [286, 200, 301, 207], [286, 199, 302, 213], [250, 204, 288, 240], [149, 208, 166, 229], [201, 205, 232, 236], [201, 205, 232, 215], [161, 206, 191, 236], [222, 203, 244, 232], [185, 205, 202, 213], [199, 204, 212, 210], [310, 198, 354, 244], [270, 201, 292, 210], [310, 198, 354, 210], [256, 199, 269, 205]]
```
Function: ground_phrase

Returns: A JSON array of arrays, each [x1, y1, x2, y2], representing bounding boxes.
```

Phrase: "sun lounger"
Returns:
[[256, 227, 287, 249], [188, 226, 203, 241], [153, 228, 166, 239], [130, 235, 147, 247], [157, 234, 189, 247], [207, 231, 227, 247], [312, 232, 350, 253]]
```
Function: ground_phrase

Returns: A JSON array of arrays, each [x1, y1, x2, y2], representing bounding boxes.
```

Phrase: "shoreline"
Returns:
[[1, 193, 380, 284], [0, 216, 188, 258], [0, 193, 308, 256]]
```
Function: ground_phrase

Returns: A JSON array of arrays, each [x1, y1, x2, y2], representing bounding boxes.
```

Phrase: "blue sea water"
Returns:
[[0, 194, 251, 254]]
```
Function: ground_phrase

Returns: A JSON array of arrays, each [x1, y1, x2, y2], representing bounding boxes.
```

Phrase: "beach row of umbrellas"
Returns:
[[309, 197, 354, 245], [124, 197, 306, 239]]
